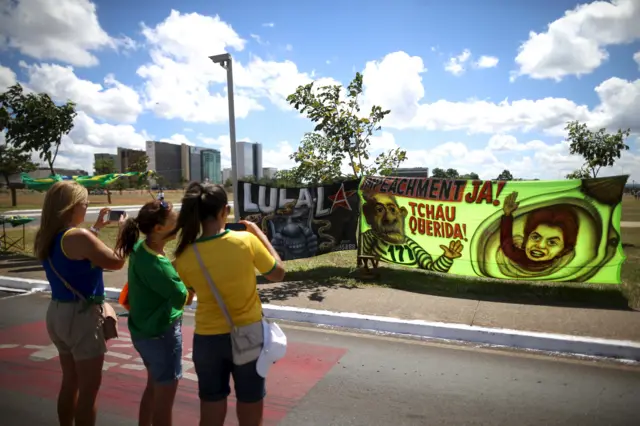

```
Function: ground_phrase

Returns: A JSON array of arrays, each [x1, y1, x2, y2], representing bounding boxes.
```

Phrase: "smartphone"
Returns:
[[225, 223, 247, 231], [108, 210, 126, 222]]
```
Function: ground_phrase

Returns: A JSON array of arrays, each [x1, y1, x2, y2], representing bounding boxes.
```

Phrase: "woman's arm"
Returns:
[[151, 257, 189, 309], [241, 220, 286, 282], [62, 228, 126, 271]]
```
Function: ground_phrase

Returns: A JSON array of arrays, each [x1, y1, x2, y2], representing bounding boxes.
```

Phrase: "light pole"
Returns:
[[209, 53, 240, 222]]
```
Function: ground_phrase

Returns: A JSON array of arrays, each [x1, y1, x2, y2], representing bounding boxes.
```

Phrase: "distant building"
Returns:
[[93, 153, 117, 171], [116, 147, 146, 173], [222, 168, 232, 184], [236, 142, 263, 179], [263, 167, 277, 179], [392, 167, 429, 178], [145, 140, 222, 187]]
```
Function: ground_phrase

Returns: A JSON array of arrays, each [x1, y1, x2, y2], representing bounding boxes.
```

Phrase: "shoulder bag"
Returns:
[[192, 243, 286, 366], [47, 258, 119, 341]]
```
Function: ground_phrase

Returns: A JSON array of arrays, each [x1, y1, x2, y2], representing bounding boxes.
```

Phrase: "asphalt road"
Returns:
[[1, 292, 639, 425]]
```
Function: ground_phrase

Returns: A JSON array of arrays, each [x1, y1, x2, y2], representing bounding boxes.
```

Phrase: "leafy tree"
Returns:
[[127, 154, 149, 190], [461, 172, 479, 180], [224, 177, 233, 188], [431, 168, 460, 179], [496, 169, 514, 181], [241, 175, 257, 183], [1, 83, 76, 175], [290, 133, 346, 182], [112, 179, 126, 195], [565, 168, 591, 179], [287, 72, 407, 179], [0, 142, 37, 206], [273, 169, 303, 187], [565, 120, 631, 178]]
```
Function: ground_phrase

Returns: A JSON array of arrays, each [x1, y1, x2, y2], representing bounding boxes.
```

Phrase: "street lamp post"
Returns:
[[209, 53, 240, 222]]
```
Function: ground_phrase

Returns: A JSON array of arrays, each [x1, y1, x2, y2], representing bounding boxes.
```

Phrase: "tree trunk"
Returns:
[[107, 189, 112, 205], [10, 187, 16, 207]]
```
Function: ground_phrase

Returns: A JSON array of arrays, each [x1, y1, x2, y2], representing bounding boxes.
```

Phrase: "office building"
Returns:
[[146, 140, 222, 187], [263, 167, 277, 179], [187, 146, 222, 184], [236, 142, 263, 179], [93, 153, 117, 171], [392, 167, 430, 178], [146, 141, 183, 187], [116, 147, 146, 173], [222, 168, 232, 184]]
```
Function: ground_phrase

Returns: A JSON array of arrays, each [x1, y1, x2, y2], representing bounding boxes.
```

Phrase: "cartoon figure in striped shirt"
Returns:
[[360, 192, 463, 272]]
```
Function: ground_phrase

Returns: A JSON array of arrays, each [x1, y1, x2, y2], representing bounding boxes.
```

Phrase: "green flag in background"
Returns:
[[358, 175, 628, 284], [21, 171, 153, 191]]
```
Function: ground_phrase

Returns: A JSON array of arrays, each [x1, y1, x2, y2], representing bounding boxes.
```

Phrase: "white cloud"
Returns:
[[52, 111, 150, 172], [362, 50, 640, 135], [262, 22, 275, 28], [514, 0, 640, 81], [137, 10, 339, 123], [250, 34, 268, 45], [0, 65, 16, 90], [262, 141, 296, 169], [21, 62, 142, 123], [444, 49, 471, 76], [0, 0, 133, 67], [634, 50, 640, 68], [474, 55, 499, 69], [362, 51, 426, 129], [285, 44, 293, 52]]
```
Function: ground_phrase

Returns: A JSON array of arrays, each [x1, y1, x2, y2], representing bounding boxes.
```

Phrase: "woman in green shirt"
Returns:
[[114, 200, 190, 426]]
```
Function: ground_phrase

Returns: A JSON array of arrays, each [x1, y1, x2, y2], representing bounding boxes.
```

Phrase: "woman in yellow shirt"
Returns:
[[171, 182, 285, 426]]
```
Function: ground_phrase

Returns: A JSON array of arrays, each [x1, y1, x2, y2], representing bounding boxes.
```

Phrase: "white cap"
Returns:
[[256, 320, 287, 378]]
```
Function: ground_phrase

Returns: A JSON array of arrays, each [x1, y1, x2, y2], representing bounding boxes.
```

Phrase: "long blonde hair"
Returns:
[[34, 181, 89, 261]]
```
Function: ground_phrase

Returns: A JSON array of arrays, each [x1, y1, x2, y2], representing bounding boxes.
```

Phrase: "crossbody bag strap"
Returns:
[[47, 258, 86, 302], [192, 243, 235, 330]]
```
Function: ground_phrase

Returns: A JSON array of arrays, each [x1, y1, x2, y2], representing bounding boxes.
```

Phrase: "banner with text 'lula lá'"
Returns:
[[358, 175, 628, 284]]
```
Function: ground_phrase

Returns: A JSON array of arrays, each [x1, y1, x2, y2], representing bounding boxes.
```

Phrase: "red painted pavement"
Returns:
[[0, 320, 346, 425]]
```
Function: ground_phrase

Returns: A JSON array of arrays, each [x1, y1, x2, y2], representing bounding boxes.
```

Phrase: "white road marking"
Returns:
[[106, 351, 132, 359], [121, 363, 146, 371], [102, 361, 119, 371], [28, 344, 59, 361], [111, 343, 133, 348], [0, 344, 20, 349], [183, 372, 198, 381]]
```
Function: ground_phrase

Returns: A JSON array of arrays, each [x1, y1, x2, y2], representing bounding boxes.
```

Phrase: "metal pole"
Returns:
[[225, 57, 240, 222]]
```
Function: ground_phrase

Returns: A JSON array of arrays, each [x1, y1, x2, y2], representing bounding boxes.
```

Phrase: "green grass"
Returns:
[[621, 197, 640, 222], [3, 219, 640, 311]]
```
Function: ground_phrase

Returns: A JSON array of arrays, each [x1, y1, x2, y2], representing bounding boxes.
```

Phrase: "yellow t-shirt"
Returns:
[[174, 230, 276, 335]]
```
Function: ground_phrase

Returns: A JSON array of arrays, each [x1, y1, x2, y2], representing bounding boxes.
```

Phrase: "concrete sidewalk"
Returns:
[[1, 253, 639, 344]]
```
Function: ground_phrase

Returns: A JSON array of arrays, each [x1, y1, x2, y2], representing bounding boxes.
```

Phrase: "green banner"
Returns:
[[358, 175, 628, 284], [21, 171, 153, 191]]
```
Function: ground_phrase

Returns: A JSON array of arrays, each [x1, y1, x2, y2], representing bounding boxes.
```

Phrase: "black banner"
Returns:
[[237, 180, 360, 260]]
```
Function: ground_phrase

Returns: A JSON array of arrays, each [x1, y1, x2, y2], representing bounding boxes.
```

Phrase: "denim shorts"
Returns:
[[193, 333, 266, 403], [132, 318, 183, 384]]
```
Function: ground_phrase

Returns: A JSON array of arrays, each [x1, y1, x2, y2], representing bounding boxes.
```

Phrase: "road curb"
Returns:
[[2, 275, 639, 361]]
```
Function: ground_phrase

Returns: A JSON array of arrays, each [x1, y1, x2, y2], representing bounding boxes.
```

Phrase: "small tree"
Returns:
[[461, 172, 479, 180], [431, 168, 459, 179], [127, 154, 149, 191], [287, 72, 407, 179], [224, 177, 233, 188], [565, 168, 591, 179], [0, 142, 37, 206], [94, 157, 116, 204], [290, 133, 345, 183], [273, 169, 303, 187], [1, 84, 76, 175], [565, 120, 631, 178], [496, 169, 514, 180]]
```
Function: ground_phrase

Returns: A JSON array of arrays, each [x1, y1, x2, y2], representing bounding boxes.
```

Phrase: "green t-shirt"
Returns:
[[127, 240, 188, 339]]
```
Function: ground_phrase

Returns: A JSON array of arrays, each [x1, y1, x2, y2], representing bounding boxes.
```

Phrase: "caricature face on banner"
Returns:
[[359, 175, 628, 284]]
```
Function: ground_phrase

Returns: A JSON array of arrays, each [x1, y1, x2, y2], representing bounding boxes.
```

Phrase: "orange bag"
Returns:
[[119, 282, 130, 311]]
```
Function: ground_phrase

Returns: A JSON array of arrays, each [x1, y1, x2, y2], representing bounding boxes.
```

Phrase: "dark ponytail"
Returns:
[[173, 182, 228, 257], [115, 200, 173, 258], [115, 218, 140, 258]]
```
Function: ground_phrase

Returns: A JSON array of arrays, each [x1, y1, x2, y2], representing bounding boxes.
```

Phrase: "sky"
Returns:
[[0, 0, 639, 182]]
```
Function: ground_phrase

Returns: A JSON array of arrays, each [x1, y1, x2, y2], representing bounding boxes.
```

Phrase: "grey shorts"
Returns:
[[46, 299, 107, 361]]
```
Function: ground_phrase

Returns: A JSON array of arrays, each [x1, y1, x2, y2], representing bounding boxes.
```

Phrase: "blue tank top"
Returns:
[[42, 228, 105, 302]]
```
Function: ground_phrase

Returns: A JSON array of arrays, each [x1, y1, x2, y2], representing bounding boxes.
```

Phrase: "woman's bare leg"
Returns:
[[57, 353, 78, 426], [200, 400, 228, 426], [139, 368, 155, 426], [236, 400, 264, 426], [74, 355, 104, 426]]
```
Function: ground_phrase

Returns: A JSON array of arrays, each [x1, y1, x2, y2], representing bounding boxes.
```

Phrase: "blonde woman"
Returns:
[[34, 181, 127, 426]]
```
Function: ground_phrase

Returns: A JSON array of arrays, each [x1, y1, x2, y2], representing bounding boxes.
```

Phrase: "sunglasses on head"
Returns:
[[159, 200, 169, 209]]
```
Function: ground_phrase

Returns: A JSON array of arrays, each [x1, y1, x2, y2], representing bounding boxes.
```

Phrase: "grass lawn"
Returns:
[[2, 218, 640, 311], [0, 189, 234, 212], [621, 195, 640, 222]]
